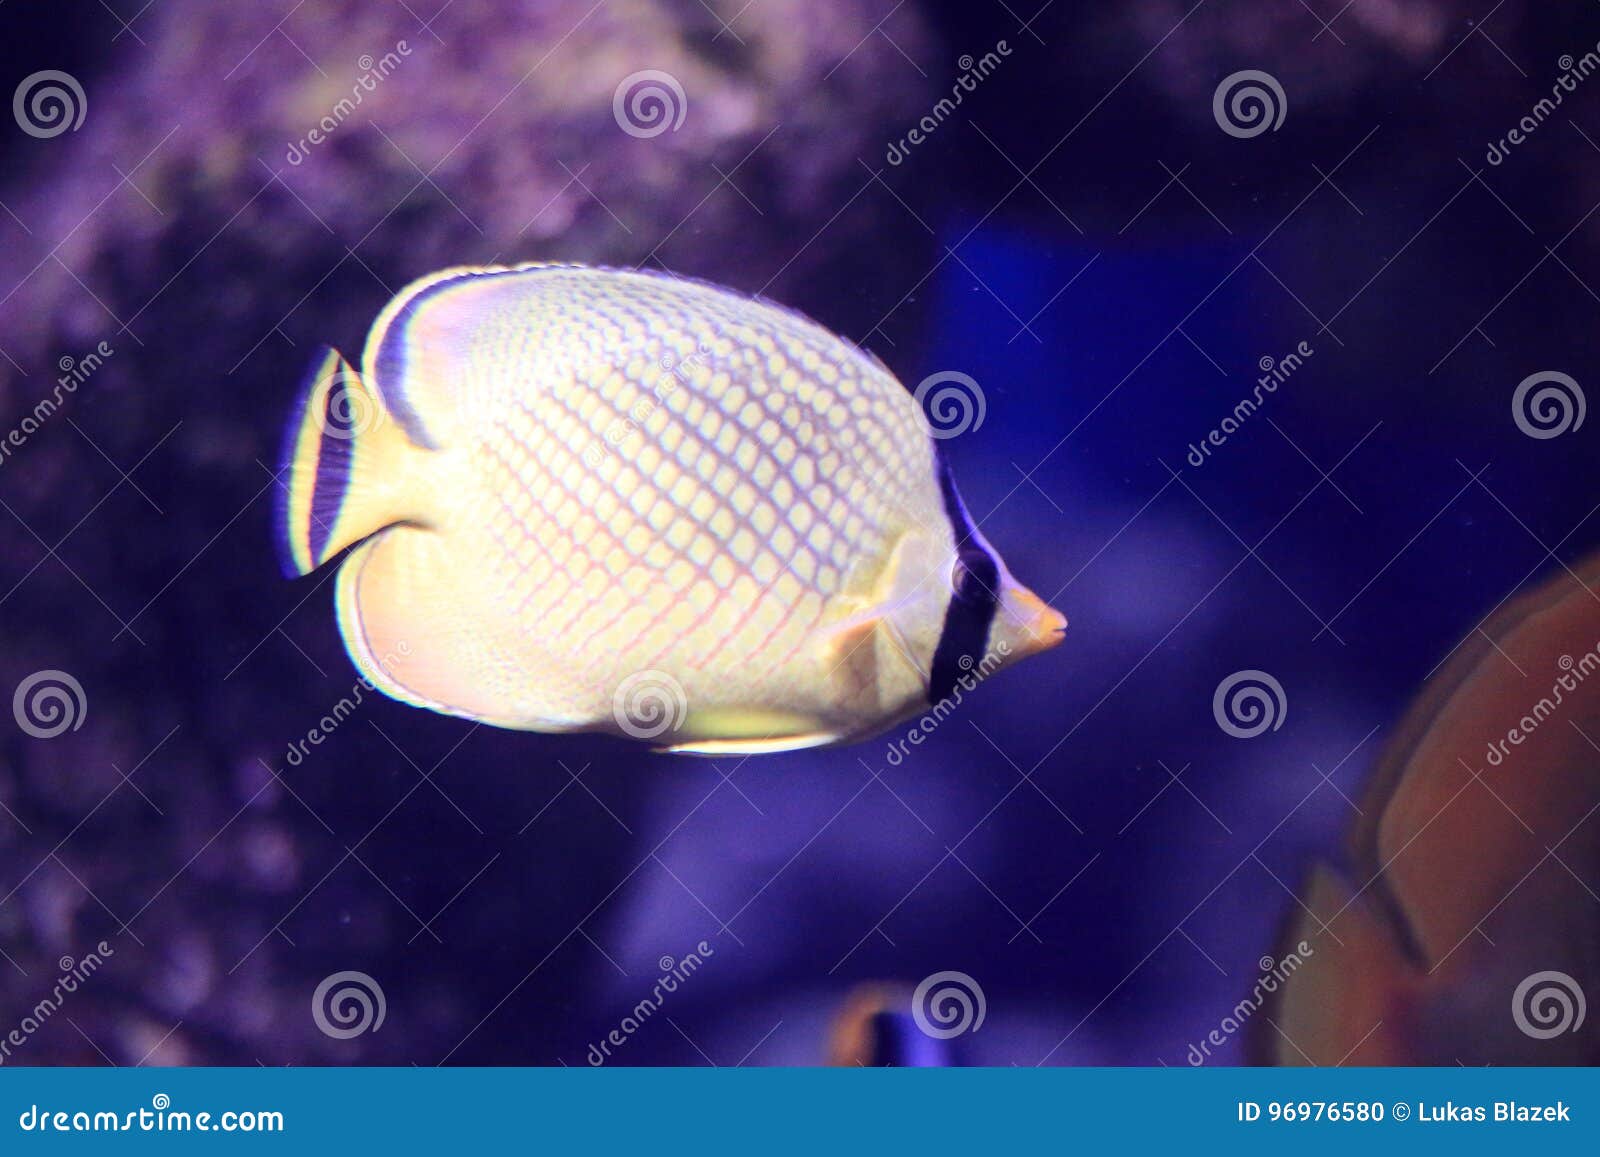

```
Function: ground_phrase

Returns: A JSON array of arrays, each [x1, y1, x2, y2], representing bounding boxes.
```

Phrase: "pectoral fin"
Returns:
[[819, 610, 886, 666], [817, 529, 937, 667]]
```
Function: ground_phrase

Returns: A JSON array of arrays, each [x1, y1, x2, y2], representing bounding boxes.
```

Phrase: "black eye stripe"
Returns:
[[928, 449, 1000, 703]]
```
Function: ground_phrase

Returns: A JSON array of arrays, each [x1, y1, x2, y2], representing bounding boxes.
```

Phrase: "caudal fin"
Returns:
[[275, 346, 433, 577]]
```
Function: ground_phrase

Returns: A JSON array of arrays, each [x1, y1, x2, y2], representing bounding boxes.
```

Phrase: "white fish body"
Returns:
[[278, 264, 1064, 754]]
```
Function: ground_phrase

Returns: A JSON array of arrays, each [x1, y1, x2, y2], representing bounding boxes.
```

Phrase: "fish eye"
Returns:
[[949, 556, 969, 595], [948, 546, 1000, 603]]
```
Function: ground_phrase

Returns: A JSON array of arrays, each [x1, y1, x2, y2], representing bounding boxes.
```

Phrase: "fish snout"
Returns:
[[1007, 585, 1067, 654]]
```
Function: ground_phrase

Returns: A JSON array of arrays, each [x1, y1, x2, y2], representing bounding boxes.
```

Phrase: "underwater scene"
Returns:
[[0, 0, 1596, 1070]]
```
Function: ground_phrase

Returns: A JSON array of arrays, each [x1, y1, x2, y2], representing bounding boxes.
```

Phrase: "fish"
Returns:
[[276, 263, 1065, 755], [1259, 552, 1600, 1065], [827, 985, 951, 1067]]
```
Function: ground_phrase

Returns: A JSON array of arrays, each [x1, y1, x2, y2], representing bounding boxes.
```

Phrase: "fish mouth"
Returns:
[[1009, 587, 1067, 651], [1033, 610, 1068, 650]]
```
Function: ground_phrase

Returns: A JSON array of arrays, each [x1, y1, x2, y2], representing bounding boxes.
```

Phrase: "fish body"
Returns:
[[278, 264, 1064, 753]]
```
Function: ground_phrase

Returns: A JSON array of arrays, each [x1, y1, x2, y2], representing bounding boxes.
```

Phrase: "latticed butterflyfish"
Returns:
[[276, 264, 1065, 755]]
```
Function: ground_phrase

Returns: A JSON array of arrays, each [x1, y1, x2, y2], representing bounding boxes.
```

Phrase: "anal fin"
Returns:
[[655, 706, 838, 756], [658, 733, 840, 756]]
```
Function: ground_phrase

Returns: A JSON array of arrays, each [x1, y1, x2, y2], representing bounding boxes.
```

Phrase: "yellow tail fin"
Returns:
[[275, 347, 434, 577]]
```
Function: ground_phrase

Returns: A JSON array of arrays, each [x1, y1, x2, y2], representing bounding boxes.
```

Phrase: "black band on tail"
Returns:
[[307, 374, 359, 565]]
